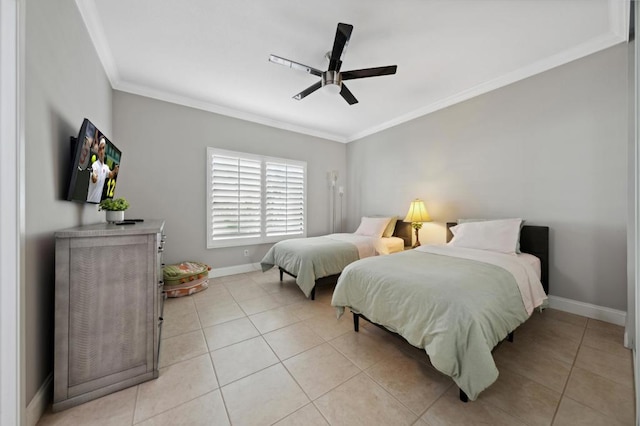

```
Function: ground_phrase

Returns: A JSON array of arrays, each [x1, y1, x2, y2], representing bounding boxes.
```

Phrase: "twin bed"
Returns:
[[331, 220, 549, 401], [260, 217, 412, 299]]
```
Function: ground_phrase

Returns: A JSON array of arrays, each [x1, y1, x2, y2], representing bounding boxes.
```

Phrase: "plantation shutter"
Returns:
[[210, 154, 262, 240], [265, 162, 305, 236]]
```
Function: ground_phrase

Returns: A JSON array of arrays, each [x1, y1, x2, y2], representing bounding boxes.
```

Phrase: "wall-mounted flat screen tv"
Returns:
[[66, 118, 121, 204]]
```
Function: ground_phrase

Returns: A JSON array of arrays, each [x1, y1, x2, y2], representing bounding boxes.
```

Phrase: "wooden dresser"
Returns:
[[53, 220, 166, 411]]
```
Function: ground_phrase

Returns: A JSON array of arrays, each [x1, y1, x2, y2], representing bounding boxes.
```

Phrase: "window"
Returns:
[[207, 148, 307, 248]]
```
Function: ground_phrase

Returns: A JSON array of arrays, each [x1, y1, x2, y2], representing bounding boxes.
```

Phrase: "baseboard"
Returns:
[[209, 263, 261, 278], [624, 330, 631, 349], [548, 295, 626, 326], [26, 373, 52, 426]]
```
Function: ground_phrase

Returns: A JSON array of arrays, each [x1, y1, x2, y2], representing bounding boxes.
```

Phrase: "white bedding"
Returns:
[[376, 236, 405, 254], [517, 252, 541, 280], [325, 234, 404, 257], [414, 245, 547, 315]]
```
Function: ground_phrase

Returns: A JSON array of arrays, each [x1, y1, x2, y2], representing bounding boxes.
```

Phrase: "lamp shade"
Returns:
[[403, 199, 431, 223]]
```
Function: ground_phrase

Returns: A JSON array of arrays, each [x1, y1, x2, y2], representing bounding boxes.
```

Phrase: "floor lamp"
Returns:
[[329, 171, 338, 233], [404, 199, 431, 248], [338, 186, 344, 233]]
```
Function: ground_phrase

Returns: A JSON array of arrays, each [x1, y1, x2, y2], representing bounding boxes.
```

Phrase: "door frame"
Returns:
[[0, 0, 25, 424]]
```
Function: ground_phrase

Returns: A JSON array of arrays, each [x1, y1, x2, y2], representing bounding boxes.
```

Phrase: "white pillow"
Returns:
[[457, 218, 524, 253], [354, 217, 391, 238], [448, 218, 523, 254]]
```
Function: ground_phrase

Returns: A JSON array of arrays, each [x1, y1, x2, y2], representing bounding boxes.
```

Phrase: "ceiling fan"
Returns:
[[269, 23, 397, 105]]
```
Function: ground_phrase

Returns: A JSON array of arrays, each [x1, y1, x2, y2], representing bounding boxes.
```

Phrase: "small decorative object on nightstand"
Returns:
[[403, 199, 431, 248]]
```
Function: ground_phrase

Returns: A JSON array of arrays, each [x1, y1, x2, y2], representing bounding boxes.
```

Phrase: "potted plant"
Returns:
[[99, 197, 130, 223]]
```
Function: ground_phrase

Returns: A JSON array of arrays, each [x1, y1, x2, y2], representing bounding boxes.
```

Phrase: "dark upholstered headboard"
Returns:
[[445, 222, 549, 294], [392, 221, 412, 248]]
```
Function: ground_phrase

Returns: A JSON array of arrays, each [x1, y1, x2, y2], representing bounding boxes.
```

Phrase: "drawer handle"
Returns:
[[158, 280, 164, 288], [158, 317, 163, 326]]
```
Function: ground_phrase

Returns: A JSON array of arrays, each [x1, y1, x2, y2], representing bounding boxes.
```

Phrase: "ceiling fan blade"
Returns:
[[340, 84, 358, 105], [341, 65, 398, 81], [293, 81, 322, 100], [329, 23, 353, 72], [269, 55, 322, 77]]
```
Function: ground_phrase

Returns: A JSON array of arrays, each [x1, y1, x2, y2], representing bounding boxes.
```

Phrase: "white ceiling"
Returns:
[[77, 0, 629, 143]]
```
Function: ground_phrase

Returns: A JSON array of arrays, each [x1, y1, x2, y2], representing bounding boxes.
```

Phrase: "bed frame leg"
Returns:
[[353, 312, 359, 332], [310, 287, 315, 300], [508, 331, 514, 343], [459, 388, 468, 403], [279, 268, 283, 281]]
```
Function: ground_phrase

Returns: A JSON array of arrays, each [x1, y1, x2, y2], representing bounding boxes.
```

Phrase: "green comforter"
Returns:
[[261, 236, 359, 297], [331, 248, 538, 400]]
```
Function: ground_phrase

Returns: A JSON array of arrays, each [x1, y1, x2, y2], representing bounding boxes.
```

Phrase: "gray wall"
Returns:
[[25, 0, 112, 404], [112, 91, 347, 269], [347, 44, 629, 311]]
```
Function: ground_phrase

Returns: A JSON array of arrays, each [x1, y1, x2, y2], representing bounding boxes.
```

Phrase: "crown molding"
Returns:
[[609, 0, 630, 40]]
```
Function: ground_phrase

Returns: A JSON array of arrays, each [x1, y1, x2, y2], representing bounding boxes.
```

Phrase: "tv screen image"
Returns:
[[67, 118, 121, 204]]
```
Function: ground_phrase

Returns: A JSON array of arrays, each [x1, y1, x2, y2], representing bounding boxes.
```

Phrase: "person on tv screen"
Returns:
[[87, 137, 119, 203]]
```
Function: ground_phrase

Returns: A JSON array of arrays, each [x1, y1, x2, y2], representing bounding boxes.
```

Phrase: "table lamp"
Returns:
[[403, 199, 431, 248]]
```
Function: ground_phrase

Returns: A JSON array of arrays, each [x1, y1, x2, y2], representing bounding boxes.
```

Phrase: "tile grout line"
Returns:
[[134, 390, 222, 425], [211, 355, 234, 425], [130, 384, 141, 425], [262, 328, 326, 364], [548, 317, 589, 425], [157, 329, 209, 370], [205, 295, 249, 425], [309, 400, 333, 426]]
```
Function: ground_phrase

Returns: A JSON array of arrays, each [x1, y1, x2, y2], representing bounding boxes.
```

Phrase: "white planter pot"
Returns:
[[105, 210, 124, 223]]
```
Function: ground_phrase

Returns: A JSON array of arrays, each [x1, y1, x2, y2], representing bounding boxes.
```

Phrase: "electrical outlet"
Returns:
[[243, 249, 249, 257]]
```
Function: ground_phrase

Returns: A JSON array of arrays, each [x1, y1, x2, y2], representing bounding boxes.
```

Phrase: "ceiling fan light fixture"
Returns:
[[322, 83, 341, 95], [322, 70, 342, 94]]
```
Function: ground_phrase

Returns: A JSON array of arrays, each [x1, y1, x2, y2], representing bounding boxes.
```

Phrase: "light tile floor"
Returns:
[[39, 269, 636, 425]]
